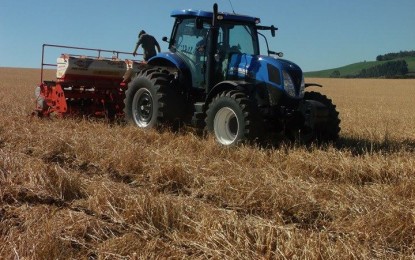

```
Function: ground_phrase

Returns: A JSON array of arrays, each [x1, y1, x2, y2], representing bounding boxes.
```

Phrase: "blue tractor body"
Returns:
[[124, 4, 340, 145], [226, 54, 305, 99]]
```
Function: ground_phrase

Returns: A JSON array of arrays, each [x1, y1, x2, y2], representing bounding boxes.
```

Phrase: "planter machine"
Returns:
[[35, 44, 146, 119]]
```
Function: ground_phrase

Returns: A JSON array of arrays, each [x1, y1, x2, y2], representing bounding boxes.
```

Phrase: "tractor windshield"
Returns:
[[218, 23, 259, 56]]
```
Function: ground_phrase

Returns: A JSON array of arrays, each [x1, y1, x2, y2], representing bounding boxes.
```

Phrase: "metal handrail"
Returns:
[[40, 43, 142, 83]]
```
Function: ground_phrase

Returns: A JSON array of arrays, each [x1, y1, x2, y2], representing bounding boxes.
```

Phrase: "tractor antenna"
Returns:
[[228, 0, 236, 14]]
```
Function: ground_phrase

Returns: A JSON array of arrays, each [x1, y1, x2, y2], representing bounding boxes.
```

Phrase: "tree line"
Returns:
[[330, 60, 409, 78], [376, 50, 415, 61], [356, 60, 409, 78], [329, 49, 413, 78]]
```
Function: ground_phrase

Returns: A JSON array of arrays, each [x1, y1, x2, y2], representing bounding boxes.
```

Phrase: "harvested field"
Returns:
[[1, 67, 415, 259]]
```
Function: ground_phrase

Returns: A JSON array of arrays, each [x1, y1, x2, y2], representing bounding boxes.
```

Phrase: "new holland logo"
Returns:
[[229, 67, 255, 78]]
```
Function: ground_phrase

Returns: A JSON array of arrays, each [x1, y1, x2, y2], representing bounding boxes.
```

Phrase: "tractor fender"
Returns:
[[305, 83, 323, 88], [148, 52, 192, 88], [148, 52, 187, 70], [206, 80, 253, 103]]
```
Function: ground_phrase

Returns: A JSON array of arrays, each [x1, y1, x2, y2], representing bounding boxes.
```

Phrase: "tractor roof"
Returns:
[[171, 9, 260, 24]]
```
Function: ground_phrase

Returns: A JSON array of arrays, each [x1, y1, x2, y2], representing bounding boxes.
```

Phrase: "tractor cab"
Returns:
[[168, 9, 261, 90]]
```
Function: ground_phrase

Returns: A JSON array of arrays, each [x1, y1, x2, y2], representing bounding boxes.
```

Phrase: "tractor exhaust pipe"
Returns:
[[206, 3, 219, 94]]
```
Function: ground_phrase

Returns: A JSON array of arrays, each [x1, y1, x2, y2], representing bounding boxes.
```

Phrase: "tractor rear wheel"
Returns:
[[124, 69, 184, 129], [205, 90, 262, 146]]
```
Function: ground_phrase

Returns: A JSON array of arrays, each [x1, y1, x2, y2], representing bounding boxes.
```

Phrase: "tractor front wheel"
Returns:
[[205, 90, 261, 146], [305, 91, 341, 142]]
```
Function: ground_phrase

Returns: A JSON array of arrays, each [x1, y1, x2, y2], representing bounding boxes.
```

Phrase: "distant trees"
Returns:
[[357, 60, 408, 78], [330, 70, 341, 78], [312, 50, 413, 78], [376, 51, 415, 61]]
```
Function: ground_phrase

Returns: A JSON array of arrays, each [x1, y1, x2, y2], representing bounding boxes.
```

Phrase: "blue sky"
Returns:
[[1, 0, 414, 72]]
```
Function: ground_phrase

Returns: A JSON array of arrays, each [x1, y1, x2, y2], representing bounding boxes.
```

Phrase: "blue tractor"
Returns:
[[123, 4, 340, 145]]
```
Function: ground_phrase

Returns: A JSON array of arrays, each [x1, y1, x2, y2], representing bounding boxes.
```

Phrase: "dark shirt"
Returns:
[[134, 34, 161, 61]]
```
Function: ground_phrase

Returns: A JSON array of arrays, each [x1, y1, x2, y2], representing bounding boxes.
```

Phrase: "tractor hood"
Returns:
[[227, 54, 304, 98], [269, 57, 302, 72]]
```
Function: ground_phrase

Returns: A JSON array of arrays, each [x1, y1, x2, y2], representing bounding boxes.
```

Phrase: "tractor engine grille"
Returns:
[[288, 70, 302, 88], [287, 69, 303, 97]]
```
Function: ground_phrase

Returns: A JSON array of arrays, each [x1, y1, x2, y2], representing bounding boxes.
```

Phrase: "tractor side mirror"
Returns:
[[271, 25, 276, 37], [162, 36, 169, 43]]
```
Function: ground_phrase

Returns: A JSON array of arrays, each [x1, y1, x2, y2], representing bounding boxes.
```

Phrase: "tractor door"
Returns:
[[170, 18, 210, 89], [217, 23, 260, 80]]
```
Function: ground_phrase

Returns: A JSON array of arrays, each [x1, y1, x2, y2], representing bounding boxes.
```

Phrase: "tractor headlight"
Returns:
[[283, 70, 296, 98]]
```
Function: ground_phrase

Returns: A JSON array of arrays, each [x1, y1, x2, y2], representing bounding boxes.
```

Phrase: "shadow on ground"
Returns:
[[257, 132, 415, 156], [335, 136, 415, 156]]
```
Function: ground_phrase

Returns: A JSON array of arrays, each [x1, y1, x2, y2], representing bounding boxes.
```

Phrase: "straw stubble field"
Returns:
[[1, 67, 415, 259]]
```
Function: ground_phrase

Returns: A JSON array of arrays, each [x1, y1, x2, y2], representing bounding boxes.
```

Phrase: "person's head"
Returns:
[[139, 30, 146, 37]]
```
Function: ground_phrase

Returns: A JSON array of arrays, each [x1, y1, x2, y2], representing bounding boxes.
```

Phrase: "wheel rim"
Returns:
[[214, 107, 239, 145], [133, 89, 153, 127]]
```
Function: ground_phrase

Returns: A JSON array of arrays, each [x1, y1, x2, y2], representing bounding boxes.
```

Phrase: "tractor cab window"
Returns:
[[171, 18, 209, 88], [217, 23, 259, 57], [228, 24, 258, 55], [172, 19, 208, 56]]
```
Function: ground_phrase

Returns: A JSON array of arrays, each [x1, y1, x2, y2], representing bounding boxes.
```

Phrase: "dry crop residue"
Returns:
[[1, 68, 415, 259]]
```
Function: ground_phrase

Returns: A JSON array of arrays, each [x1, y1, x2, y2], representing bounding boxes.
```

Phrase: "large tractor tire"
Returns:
[[124, 69, 184, 129], [289, 91, 340, 143], [205, 90, 262, 146]]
